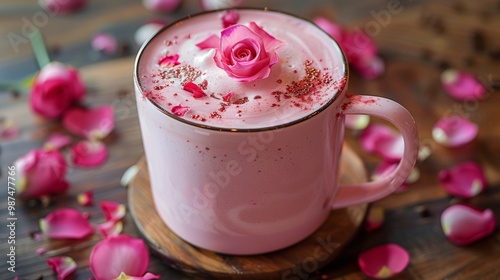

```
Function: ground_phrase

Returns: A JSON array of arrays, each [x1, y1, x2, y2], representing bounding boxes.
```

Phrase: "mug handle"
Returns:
[[332, 95, 419, 209]]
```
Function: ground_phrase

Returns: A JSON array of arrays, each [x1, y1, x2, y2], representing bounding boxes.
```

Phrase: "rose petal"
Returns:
[[221, 10, 240, 28], [89, 234, 150, 280], [47, 256, 77, 280], [44, 133, 72, 150], [158, 54, 180, 67], [77, 190, 94, 206], [63, 106, 114, 140], [183, 82, 206, 99], [365, 207, 384, 231], [115, 272, 161, 280], [1, 119, 20, 139], [171, 105, 190, 116], [196, 34, 220, 50], [36, 247, 47, 255], [439, 162, 487, 199], [199, 0, 243, 10], [70, 140, 108, 167], [120, 165, 139, 187], [313, 17, 345, 42], [222, 92, 234, 103], [92, 33, 118, 56], [135, 22, 165, 47], [14, 149, 69, 199], [441, 204, 496, 245], [247, 22, 285, 51], [358, 244, 410, 279], [360, 124, 403, 162], [345, 114, 370, 130], [101, 201, 126, 222], [40, 208, 94, 239], [39, 0, 87, 14], [432, 116, 478, 147], [142, 0, 181, 12], [441, 69, 486, 101], [97, 220, 123, 238]]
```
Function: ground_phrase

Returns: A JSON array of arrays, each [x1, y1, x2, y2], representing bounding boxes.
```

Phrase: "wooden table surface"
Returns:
[[1, 0, 499, 279]]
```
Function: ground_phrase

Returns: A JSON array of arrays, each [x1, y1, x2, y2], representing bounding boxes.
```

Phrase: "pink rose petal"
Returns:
[[439, 162, 487, 199], [199, 0, 243, 10], [40, 0, 87, 14], [441, 204, 496, 245], [47, 256, 77, 280], [101, 201, 126, 222], [143, 0, 181, 12], [360, 124, 403, 162], [1, 119, 20, 139], [171, 105, 190, 116], [44, 133, 72, 150], [432, 116, 478, 147], [97, 220, 123, 238], [14, 149, 69, 199], [441, 69, 486, 101], [71, 140, 108, 167], [313, 17, 345, 42], [36, 247, 47, 255], [196, 34, 220, 50], [158, 54, 180, 67], [222, 91, 235, 103], [115, 272, 160, 280], [89, 234, 150, 280], [40, 208, 94, 239], [183, 82, 206, 99], [135, 22, 165, 47], [358, 244, 410, 279], [63, 106, 114, 140], [92, 33, 118, 56], [345, 114, 370, 130], [77, 190, 94, 206], [365, 207, 384, 231], [221, 10, 240, 28]]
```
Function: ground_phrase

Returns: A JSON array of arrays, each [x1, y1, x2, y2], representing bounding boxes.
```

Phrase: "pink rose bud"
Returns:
[[39, 0, 88, 14], [14, 149, 69, 199], [30, 62, 86, 119], [143, 0, 181, 12], [196, 22, 285, 82]]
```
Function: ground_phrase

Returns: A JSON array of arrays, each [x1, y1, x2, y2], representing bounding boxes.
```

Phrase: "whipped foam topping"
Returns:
[[137, 9, 346, 129]]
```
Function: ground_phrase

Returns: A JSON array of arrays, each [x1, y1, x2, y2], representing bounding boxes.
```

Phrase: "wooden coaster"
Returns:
[[128, 144, 368, 279]]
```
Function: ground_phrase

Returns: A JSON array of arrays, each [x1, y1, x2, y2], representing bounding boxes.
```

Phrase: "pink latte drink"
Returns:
[[135, 9, 349, 254]]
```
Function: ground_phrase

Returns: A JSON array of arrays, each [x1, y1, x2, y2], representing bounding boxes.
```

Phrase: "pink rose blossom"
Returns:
[[89, 234, 156, 280], [30, 62, 86, 119], [14, 149, 69, 199], [39, 0, 88, 14], [197, 22, 285, 82]]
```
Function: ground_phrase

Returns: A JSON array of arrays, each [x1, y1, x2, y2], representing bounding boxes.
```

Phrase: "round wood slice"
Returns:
[[128, 144, 368, 279]]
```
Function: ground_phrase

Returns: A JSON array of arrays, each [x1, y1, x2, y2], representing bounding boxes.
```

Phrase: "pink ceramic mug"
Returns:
[[134, 9, 419, 255]]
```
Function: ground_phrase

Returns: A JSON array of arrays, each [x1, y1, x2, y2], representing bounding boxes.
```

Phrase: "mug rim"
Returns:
[[133, 7, 349, 133]]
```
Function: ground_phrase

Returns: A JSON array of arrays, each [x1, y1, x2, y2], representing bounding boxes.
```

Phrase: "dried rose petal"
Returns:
[[441, 204, 496, 245], [432, 116, 478, 147], [63, 106, 114, 140], [89, 234, 151, 280], [183, 82, 207, 99], [44, 133, 72, 151], [47, 256, 77, 280], [77, 190, 94, 206], [345, 114, 370, 130], [70, 140, 108, 168], [101, 201, 126, 222], [221, 10, 240, 28], [199, 0, 243, 10], [115, 272, 160, 280], [40, 208, 93, 239], [92, 33, 118, 56], [171, 105, 190, 116], [439, 162, 487, 199], [143, 0, 181, 12], [97, 220, 123, 238], [360, 124, 403, 162], [158, 54, 180, 67], [222, 92, 234, 103], [441, 69, 486, 101], [135, 22, 165, 46], [1, 119, 20, 139], [365, 207, 384, 231], [358, 243, 410, 278]]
